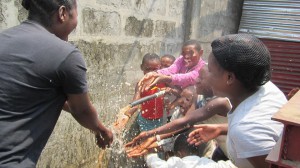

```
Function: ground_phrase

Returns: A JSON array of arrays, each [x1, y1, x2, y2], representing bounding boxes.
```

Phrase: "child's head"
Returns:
[[208, 34, 271, 97], [196, 65, 213, 97], [174, 130, 208, 158], [160, 54, 175, 69], [177, 85, 196, 115], [140, 53, 161, 74], [181, 40, 203, 69]]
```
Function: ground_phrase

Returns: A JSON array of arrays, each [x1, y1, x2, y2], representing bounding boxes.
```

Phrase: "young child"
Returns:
[[159, 54, 178, 123], [160, 54, 176, 69], [126, 86, 196, 157], [145, 131, 217, 168], [139, 40, 206, 91], [114, 53, 165, 132], [156, 85, 197, 154]]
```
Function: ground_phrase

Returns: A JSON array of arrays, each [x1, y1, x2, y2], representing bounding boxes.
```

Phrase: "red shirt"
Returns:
[[140, 83, 165, 119]]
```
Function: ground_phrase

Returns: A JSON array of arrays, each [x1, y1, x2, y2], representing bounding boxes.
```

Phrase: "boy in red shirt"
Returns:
[[115, 53, 166, 131]]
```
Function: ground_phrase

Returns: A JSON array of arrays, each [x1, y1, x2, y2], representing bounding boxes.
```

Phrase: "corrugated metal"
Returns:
[[261, 39, 300, 95], [239, 0, 300, 42]]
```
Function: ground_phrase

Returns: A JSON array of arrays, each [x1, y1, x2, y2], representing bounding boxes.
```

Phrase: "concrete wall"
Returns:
[[0, 0, 243, 167], [187, 0, 244, 59]]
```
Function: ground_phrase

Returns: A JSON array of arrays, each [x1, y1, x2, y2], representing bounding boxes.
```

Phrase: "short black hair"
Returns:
[[22, 0, 76, 27], [183, 40, 202, 52], [174, 130, 208, 156], [211, 34, 271, 91], [142, 53, 160, 65], [161, 54, 176, 62]]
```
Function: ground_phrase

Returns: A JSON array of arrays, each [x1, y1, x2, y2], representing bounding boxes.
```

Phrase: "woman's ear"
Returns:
[[58, 5, 68, 23], [226, 72, 235, 85]]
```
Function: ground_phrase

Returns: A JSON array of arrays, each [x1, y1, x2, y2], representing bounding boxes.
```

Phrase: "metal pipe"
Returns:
[[129, 90, 166, 107]]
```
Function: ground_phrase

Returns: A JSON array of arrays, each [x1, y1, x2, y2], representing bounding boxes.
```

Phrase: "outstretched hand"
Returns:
[[125, 131, 150, 148], [126, 136, 157, 158], [138, 72, 159, 92], [187, 124, 221, 146]]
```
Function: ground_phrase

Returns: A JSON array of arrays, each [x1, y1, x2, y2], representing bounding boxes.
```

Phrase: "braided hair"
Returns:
[[211, 34, 271, 91], [21, 0, 76, 27]]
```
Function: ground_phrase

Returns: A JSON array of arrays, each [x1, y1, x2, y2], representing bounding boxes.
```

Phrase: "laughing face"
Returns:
[[181, 45, 202, 69], [177, 88, 195, 115]]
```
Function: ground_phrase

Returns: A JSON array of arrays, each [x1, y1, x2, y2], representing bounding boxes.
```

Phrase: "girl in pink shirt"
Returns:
[[139, 40, 206, 91]]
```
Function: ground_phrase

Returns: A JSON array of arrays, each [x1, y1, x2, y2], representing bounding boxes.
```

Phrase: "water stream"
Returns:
[[98, 107, 147, 168]]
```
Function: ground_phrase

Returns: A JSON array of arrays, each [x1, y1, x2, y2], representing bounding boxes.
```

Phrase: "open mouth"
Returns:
[[184, 59, 191, 64], [179, 105, 187, 112]]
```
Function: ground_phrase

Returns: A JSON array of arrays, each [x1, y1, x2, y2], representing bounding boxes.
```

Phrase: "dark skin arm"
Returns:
[[248, 155, 269, 168], [148, 97, 230, 135], [187, 123, 269, 167], [66, 92, 113, 149], [187, 124, 228, 145], [125, 97, 230, 147], [126, 127, 189, 157]]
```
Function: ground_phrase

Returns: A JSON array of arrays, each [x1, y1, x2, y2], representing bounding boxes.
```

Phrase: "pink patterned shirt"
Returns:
[[157, 55, 206, 88]]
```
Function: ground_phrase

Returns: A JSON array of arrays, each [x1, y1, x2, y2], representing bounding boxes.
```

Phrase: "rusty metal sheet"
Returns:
[[261, 39, 300, 95]]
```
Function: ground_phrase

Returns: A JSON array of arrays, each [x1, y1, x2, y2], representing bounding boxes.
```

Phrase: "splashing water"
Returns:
[[98, 105, 147, 168]]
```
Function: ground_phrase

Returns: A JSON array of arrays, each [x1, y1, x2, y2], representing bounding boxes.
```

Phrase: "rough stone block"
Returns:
[[82, 8, 121, 35], [0, 1, 7, 30], [201, 42, 211, 61], [14, 0, 27, 23], [96, 0, 132, 9], [125, 16, 153, 37], [134, 0, 166, 16], [169, 0, 185, 17], [154, 20, 176, 38], [166, 43, 182, 57]]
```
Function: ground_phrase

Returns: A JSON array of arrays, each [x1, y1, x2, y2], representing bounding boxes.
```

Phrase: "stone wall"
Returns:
[[0, 0, 243, 167]]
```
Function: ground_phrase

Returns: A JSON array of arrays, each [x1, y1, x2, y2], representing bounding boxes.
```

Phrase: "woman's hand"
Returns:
[[95, 129, 113, 149], [187, 124, 222, 146]]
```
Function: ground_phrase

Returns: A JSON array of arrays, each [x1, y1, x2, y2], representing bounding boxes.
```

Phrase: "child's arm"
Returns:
[[126, 128, 188, 157], [146, 97, 230, 135], [125, 97, 230, 148]]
